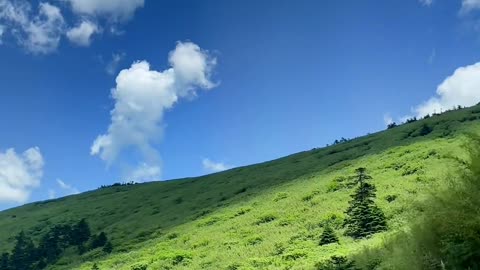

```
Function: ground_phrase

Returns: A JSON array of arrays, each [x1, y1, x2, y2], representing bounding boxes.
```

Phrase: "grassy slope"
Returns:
[[1, 105, 480, 269]]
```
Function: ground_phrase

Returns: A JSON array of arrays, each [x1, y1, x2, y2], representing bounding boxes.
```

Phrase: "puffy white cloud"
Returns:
[[0, 1, 65, 54], [128, 163, 161, 182], [56, 178, 79, 195], [202, 158, 232, 173], [91, 42, 217, 179], [106, 52, 125, 75], [461, 0, 480, 13], [64, 0, 144, 21], [413, 62, 480, 117], [0, 147, 44, 203], [66, 20, 98, 46]]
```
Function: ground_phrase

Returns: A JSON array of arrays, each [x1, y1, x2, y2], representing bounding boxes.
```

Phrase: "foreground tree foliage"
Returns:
[[353, 135, 480, 269], [343, 168, 387, 239], [0, 219, 111, 270]]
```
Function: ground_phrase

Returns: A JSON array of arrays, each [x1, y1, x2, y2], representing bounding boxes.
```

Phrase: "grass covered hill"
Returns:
[[1, 105, 480, 270]]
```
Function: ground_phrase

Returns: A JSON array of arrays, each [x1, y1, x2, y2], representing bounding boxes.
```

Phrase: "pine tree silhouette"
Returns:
[[344, 168, 387, 239]]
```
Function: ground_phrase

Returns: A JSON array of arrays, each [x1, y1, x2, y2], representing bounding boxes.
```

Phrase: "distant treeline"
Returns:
[[324, 104, 474, 148], [98, 181, 138, 189], [0, 219, 112, 270], [387, 104, 468, 130]]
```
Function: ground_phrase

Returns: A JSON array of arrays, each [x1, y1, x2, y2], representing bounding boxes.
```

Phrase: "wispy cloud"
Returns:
[[56, 179, 79, 195], [48, 189, 56, 199], [106, 52, 125, 75], [0, 0, 144, 53], [428, 48, 436, 64], [202, 158, 232, 173], [63, 0, 144, 22], [383, 114, 394, 126], [0, 1, 65, 54], [460, 0, 480, 14], [419, 0, 434, 6]]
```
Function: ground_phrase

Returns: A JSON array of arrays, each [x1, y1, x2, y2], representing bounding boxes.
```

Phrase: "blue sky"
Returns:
[[1, 0, 480, 209]]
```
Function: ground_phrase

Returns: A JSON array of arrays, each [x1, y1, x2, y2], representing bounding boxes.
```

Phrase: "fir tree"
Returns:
[[102, 241, 113, 253], [319, 224, 339, 245], [0, 253, 9, 270], [71, 219, 91, 246], [37, 230, 62, 264], [91, 232, 108, 249], [344, 168, 387, 239], [10, 231, 36, 270]]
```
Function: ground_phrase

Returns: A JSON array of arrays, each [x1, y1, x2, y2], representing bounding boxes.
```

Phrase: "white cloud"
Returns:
[[413, 62, 480, 117], [0, 0, 143, 53], [64, 0, 144, 22], [419, 0, 434, 6], [106, 52, 125, 75], [0, 1, 65, 54], [56, 178, 79, 195], [0, 147, 44, 203], [91, 42, 217, 179], [461, 0, 480, 13], [202, 158, 232, 173], [127, 163, 160, 182], [66, 20, 98, 46]]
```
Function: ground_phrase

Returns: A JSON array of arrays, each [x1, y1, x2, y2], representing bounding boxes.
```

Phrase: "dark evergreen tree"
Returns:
[[91, 232, 108, 249], [102, 241, 113, 253], [37, 230, 62, 264], [352, 167, 372, 185], [319, 224, 339, 245], [315, 256, 358, 270], [71, 219, 91, 246], [0, 253, 9, 270], [387, 122, 397, 129], [344, 168, 387, 239], [10, 231, 36, 270], [418, 124, 433, 136]]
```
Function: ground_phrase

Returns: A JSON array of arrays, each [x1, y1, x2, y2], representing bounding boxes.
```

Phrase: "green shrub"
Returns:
[[166, 232, 178, 240], [273, 192, 288, 202], [255, 214, 276, 225], [131, 264, 148, 270], [315, 256, 358, 270], [246, 236, 263, 245]]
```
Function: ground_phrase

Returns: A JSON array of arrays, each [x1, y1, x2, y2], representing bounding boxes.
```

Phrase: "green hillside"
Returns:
[[1, 105, 480, 270]]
